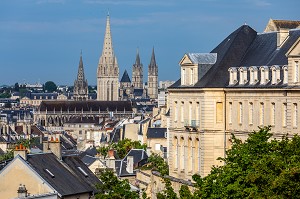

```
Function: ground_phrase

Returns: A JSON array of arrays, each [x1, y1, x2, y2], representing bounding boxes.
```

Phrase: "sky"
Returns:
[[0, 0, 299, 86]]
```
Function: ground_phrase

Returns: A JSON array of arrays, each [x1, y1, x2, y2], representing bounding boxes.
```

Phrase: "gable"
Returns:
[[179, 54, 193, 65], [0, 156, 55, 199], [286, 38, 300, 57]]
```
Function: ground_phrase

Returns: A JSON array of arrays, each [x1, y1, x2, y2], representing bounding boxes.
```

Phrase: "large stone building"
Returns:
[[97, 14, 159, 101], [167, 19, 300, 180], [97, 14, 119, 101]]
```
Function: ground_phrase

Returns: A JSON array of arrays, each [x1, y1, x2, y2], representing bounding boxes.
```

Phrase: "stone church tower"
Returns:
[[132, 49, 143, 89], [147, 48, 158, 99], [97, 14, 119, 101], [73, 52, 89, 101]]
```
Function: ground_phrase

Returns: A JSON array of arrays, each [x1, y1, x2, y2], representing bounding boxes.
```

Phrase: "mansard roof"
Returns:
[[39, 100, 133, 112], [120, 70, 131, 83], [169, 25, 300, 89]]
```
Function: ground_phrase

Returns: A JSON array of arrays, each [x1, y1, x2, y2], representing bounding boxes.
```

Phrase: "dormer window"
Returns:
[[271, 65, 281, 85], [238, 67, 248, 85], [228, 67, 237, 85], [190, 68, 194, 85], [181, 68, 186, 85], [249, 66, 258, 85], [260, 66, 270, 84], [283, 65, 288, 84]]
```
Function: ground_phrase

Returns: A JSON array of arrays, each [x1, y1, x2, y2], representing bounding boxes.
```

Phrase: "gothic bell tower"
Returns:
[[148, 47, 158, 99], [97, 14, 119, 101], [132, 49, 143, 89], [73, 52, 89, 101]]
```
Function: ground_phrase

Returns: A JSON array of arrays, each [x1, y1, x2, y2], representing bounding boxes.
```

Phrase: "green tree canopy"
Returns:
[[142, 153, 169, 176], [44, 81, 57, 92], [95, 169, 139, 199], [192, 126, 300, 198]]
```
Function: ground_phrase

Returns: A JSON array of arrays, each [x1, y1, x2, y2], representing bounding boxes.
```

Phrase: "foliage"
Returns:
[[95, 169, 139, 199], [0, 150, 13, 162], [179, 185, 193, 199], [97, 146, 109, 157], [0, 92, 11, 98], [192, 126, 300, 198], [14, 82, 19, 92], [157, 178, 178, 199], [142, 153, 169, 176], [44, 81, 57, 92], [111, 138, 147, 159]]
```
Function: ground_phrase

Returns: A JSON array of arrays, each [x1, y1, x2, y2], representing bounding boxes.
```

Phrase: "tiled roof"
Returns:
[[187, 53, 217, 64], [273, 19, 300, 30]]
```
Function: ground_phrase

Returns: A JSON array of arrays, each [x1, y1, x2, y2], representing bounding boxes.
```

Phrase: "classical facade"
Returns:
[[97, 14, 119, 101], [167, 19, 300, 180], [148, 48, 158, 99], [73, 52, 89, 101]]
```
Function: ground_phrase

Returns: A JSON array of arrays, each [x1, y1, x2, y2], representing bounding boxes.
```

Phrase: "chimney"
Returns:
[[14, 144, 27, 160], [126, 156, 134, 173], [43, 135, 62, 160], [17, 184, 28, 198], [106, 149, 116, 170]]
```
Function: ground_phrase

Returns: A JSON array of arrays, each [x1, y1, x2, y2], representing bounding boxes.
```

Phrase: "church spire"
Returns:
[[74, 51, 88, 101], [135, 48, 141, 66], [149, 47, 157, 69], [77, 51, 85, 81], [101, 13, 114, 59]]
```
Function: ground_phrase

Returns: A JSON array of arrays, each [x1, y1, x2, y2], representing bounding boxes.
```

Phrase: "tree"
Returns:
[[192, 126, 300, 198], [111, 138, 147, 159], [95, 169, 139, 199], [142, 153, 169, 176], [44, 81, 57, 92], [14, 82, 19, 92]]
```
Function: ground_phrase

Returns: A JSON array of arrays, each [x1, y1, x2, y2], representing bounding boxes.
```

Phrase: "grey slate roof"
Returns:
[[120, 70, 131, 83], [115, 149, 148, 177], [27, 153, 100, 196], [187, 53, 217, 64], [169, 25, 300, 89], [147, 128, 167, 139]]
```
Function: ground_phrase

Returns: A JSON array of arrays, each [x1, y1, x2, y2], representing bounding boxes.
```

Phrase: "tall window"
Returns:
[[189, 102, 192, 125], [182, 69, 186, 85], [295, 61, 299, 83], [249, 102, 253, 125], [181, 102, 184, 123], [239, 102, 243, 124], [174, 101, 178, 122], [190, 69, 194, 85], [196, 102, 200, 127], [294, 103, 298, 128], [283, 103, 287, 127], [260, 102, 264, 125], [283, 66, 288, 84], [271, 103, 275, 126], [229, 102, 232, 124], [216, 102, 223, 123]]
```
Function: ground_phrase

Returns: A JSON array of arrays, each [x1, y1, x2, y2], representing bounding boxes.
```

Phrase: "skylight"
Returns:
[[77, 167, 88, 177], [45, 169, 55, 178]]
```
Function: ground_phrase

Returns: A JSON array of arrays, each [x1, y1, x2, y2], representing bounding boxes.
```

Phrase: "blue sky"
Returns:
[[1, 0, 299, 86]]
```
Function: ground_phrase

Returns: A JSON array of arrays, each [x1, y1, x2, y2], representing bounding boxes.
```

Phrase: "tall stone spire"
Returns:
[[148, 47, 158, 99], [132, 48, 143, 89], [97, 13, 119, 101], [74, 52, 89, 101]]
